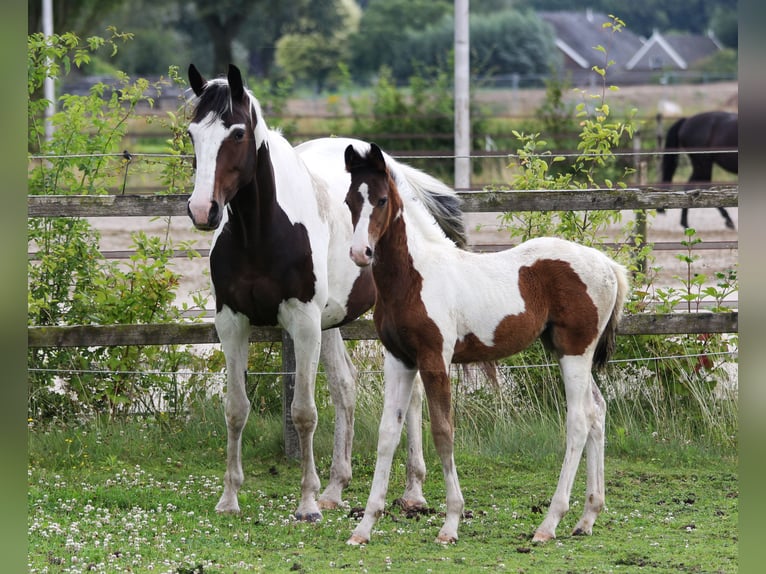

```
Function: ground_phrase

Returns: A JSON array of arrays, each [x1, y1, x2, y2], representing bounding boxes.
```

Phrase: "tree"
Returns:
[[187, 0, 250, 74], [274, 0, 360, 91], [348, 0, 452, 81], [28, 0, 124, 36]]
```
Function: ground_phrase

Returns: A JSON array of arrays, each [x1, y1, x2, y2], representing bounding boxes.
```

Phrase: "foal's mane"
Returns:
[[387, 160, 467, 248]]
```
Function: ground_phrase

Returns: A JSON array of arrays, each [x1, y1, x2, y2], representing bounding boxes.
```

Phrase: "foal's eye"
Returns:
[[377, 197, 388, 208]]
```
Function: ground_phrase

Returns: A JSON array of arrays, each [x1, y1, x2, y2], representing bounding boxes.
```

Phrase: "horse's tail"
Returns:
[[593, 260, 630, 370], [661, 117, 686, 183], [391, 161, 467, 248]]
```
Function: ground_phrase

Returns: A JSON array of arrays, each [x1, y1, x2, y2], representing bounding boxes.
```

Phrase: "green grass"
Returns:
[[28, 396, 737, 573]]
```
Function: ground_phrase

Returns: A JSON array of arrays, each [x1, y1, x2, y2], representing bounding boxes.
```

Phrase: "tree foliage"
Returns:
[[348, 0, 452, 82]]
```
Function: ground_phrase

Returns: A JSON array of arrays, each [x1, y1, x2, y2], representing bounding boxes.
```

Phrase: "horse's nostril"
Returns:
[[208, 201, 220, 227], [365, 247, 373, 258]]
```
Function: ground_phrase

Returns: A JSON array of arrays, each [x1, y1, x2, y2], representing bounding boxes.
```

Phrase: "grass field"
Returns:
[[28, 400, 738, 573]]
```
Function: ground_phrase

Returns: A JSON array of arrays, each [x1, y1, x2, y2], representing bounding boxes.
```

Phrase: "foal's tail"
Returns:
[[593, 261, 630, 370], [661, 117, 686, 183]]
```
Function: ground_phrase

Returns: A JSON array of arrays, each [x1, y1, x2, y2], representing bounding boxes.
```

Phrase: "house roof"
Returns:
[[538, 10, 644, 71], [626, 30, 722, 70]]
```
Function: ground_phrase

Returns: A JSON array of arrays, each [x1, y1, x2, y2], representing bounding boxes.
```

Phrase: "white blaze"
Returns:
[[350, 182, 374, 266], [187, 113, 245, 223]]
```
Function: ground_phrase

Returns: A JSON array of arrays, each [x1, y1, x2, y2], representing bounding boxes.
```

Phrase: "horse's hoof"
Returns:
[[572, 526, 591, 537], [394, 497, 428, 511], [215, 503, 241, 514], [318, 499, 340, 511], [347, 534, 368, 546], [294, 511, 322, 523], [435, 533, 458, 544], [532, 530, 554, 543]]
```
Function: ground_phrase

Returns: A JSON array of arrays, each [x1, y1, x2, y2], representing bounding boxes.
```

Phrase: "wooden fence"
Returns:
[[28, 185, 739, 348], [28, 186, 738, 456]]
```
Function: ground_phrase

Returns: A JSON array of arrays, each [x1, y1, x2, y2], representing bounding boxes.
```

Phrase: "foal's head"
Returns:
[[344, 143, 402, 267], [186, 64, 266, 230]]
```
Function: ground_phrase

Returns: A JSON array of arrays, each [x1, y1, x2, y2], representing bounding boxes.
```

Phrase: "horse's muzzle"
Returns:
[[349, 246, 373, 267], [187, 199, 221, 231]]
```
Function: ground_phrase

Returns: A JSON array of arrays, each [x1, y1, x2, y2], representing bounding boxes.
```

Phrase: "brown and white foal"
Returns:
[[343, 143, 629, 545]]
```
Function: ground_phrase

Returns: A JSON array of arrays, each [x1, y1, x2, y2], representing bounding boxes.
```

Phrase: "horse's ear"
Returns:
[[345, 144, 364, 173], [189, 64, 206, 97], [228, 64, 245, 101], [369, 143, 387, 173]]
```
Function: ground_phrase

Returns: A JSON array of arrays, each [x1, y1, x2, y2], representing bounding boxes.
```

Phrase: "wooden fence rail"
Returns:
[[27, 313, 738, 349], [27, 186, 738, 218]]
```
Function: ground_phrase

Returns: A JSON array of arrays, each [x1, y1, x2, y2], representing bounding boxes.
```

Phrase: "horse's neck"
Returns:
[[229, 138, 279, 244], [372, 197, 437, 299]]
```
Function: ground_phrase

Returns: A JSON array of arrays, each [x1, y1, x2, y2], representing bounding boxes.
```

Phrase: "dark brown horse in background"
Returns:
[[660, 111, 737, 229]]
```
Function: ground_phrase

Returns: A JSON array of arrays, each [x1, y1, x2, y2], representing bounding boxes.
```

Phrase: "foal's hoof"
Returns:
[[318, 499, 340, 511], [347, 534, 368, 546], [532, 530, 555, 543], [572, 527, 591, 536], [435, 534, 458, 544], [294, 510, 322, 523]]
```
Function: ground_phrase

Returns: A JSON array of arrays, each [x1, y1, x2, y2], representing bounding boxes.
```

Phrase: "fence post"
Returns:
[[281, 331, 300, 460], [632, 129, 648, 273]]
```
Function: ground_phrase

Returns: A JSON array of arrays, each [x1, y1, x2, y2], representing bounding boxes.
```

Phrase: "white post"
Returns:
[[454, 0, 470, 191], [42, 0, 55, 142]]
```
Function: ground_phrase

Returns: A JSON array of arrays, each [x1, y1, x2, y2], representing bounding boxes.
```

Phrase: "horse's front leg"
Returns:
[[420, 360, 463, 544], [348, 353, 418, 545], [283, 303, 324, 522], [214, 307, 251, 514], [317, 328, 357, 510], [400, 373, 427, 510]]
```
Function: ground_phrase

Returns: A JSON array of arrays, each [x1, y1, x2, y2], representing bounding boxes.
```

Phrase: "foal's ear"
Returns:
[[345, 144, 365, 173], [227, 64, 245, 102], [188, 64, 206, 97], [368, 143, 387, 173]]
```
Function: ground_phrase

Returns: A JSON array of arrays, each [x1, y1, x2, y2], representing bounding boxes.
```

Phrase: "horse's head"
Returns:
[[186, 64, 264, 230], [344, 143, 401, 267]]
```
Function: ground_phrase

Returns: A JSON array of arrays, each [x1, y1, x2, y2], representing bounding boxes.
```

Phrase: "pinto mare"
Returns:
[[186, 64, 466, 522], [343, 143, 630, 545], [660, 111, 737, 229]]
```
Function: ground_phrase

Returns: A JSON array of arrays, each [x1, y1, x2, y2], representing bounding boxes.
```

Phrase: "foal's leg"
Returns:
[[317, 328, 357, 509], [214, 307, 251, 513], [282, 302, 324, 522], [572, 379, 607, 537], [421, 364, 464, 544], [533, 354, 593, 542], [400, 373, 428, 509], [348, 353, 418, 545]]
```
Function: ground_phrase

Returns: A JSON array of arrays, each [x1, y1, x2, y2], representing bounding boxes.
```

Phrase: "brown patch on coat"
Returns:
[[454, 259, 600, 362]]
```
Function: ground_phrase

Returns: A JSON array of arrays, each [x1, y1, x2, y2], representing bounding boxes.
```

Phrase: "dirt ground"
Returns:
[[91, 81, 738, 310]]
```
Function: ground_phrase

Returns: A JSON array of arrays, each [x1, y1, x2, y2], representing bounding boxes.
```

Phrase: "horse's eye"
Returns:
[[377, 197, 387, 208], [231, 128, 245, 142]]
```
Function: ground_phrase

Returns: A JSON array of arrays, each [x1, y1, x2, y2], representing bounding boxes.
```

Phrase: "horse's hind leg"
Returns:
[[318, 328, 357, 510], [533, 354, 593, 542], [214, 307, 252, 514], [572, 379, 607, 537]]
